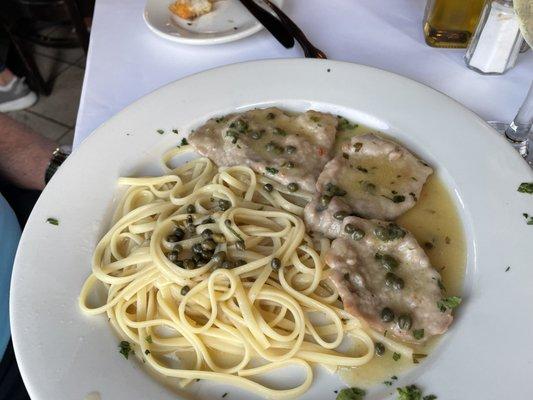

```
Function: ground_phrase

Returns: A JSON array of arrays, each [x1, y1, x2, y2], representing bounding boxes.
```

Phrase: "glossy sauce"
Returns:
[[335, 125, 466, 388]]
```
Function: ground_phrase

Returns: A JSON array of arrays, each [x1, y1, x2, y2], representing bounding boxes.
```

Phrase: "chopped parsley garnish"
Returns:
[[119, 341, 132, 359], [310, 116, 321, 122], [181, 138, 188, 146], [384, 380, 393, 386], [46, 218, 59, 226], [437, 279, 446, 291], [396, 385, 437, 400], [265, 167, 278, 175], [437, 296, 462, 312], [396, 385, 421, 400], [391, 376, 398, 380], [392, 352, 401, 361], [518, 182, 533, 194], [172, 129, 178, 134], [222, 393, 228, 398], [505, 266, 511, 272], [336, 387, 366, 400], [413, 329, 424, 340], [215, 117, 226, 123], [338, 117, 358, 131], [157, 129, 164, 134], [145, 335, 153, 343], [144, 349, 150, 355]]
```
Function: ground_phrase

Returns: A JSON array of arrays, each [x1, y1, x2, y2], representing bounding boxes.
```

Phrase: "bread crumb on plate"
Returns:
[[169, 0, 213, 20]]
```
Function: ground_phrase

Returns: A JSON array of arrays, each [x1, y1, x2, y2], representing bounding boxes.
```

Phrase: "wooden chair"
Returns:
[[0, 0, 91, 95]]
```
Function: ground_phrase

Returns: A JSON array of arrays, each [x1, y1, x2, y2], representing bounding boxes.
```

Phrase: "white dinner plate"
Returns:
[[144, 0, 284, 45], [10, 59, 533, 400]]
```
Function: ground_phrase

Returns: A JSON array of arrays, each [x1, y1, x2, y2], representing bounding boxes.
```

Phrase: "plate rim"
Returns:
[[10, 58, 533, 400], [143, 0, 284, 45]]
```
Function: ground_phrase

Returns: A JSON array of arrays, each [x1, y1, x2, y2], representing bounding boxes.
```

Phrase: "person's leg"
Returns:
[[0, 28, 37, 112], [0, 341, 30, 400], [0, 184, 37, 400]]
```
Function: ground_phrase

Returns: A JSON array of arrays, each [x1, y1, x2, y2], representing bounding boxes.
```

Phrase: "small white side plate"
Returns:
[[144, 0, 284, 45]]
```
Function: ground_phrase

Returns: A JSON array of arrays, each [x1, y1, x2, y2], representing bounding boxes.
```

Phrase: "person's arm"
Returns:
[[0, 113, 57, 190]]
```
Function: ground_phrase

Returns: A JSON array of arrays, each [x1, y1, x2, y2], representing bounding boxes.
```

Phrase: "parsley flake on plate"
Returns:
[[118, 341, 132, 359], [336, 387, 366, 400], [46, 218, 59, 226], [517, 182, 533, 194]]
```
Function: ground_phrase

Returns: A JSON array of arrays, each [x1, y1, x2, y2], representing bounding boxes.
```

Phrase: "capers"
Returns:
[[174, 260, 184, 268], [393, 277, 405, 290], [218, 199, 231, 211], [221, 260, 234, 269], [392, 195, 405, 203], [287, 182, 299, 192], [235, 240, 246, 251], [333, 211, 348, 220], [173, 228, 185, 240], [250, 131, 262, 140], [201, 229, 213, 240], [385, 273, 405, 290], [324, 183, 346, 196], [263, 183, 273, 192], [183, 259, 196, 270], [374, 223, 406, 242], [385, 272, 397, 287], [265, 141, 283, 154], [319, 194, 332, 208], [201, 239, 217, 252], [166, 234, 180, 243], [235, 259, 247, 267], [344, 223, 356, 234], [212, 251, 226, 265], [375, 342, 386, 356], [167, 251, 180, 262], [181, 285, 190, 296], [186, 204, 196, 213], [351, 228, 365, 241], [398, 314, 412, 330], [233, 119, 248, 132], [375, 253, 399, 271], [192, 243, 203, 254], [381, 307, 395, 322], [271, 257, 281, 271], [286, 145, 297, 154]]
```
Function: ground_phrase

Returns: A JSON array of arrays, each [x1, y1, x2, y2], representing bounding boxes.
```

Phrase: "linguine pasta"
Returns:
[[79, 145, 412, 399]]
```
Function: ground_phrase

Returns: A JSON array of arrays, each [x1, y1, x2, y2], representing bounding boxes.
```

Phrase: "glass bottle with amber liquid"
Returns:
[[424, 0, 485, 48]]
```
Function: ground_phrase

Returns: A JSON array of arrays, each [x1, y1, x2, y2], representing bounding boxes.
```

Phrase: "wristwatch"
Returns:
[[44, 145, 72, 184]]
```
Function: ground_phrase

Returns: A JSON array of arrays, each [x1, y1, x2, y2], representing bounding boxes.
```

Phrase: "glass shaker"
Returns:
[[423, 0, 485, 48], [465, 0, 524, 74]]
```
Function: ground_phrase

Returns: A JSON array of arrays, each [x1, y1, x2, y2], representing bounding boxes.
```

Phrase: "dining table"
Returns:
[[73, 0, 533, 148]]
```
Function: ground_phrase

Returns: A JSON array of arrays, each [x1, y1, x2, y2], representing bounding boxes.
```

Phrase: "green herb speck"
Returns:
[[265, 167, 278, 175], [393, 352, 401, 361], [145, 335, 153, 343], [157, 129, 164, 134], [437, 296, 461, 312], [335, 387, 366, 400], [46, 218, 59, 226], [518, 182, 533, 194], [119, 341, 132, 359]]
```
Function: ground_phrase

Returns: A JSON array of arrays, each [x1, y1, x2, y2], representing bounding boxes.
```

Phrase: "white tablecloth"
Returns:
[[74, 0, 533, 148]]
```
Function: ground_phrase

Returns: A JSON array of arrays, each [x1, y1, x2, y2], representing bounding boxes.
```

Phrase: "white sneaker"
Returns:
[[0, 77, 38, 112]]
